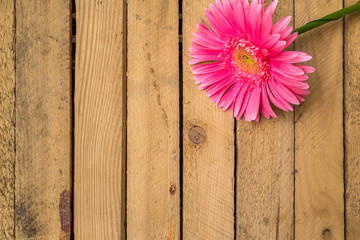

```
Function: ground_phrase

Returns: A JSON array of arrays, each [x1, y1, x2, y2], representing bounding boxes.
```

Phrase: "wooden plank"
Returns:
[[236, 1, 295, 239], [294, 0, 344, 239], [74, 0, 126, 239], [183, 1, 235, 239], [15, 0, 72, 239], [345, 0, 360, 239], [127, 0, 180, 239], [0, 0, 15, 239]]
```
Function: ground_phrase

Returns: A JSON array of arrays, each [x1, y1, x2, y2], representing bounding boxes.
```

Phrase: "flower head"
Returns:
[[189, 0, 315, 122]]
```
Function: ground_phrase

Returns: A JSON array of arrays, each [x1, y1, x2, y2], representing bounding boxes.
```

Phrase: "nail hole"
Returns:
[[322, 228, 331, 236], [169, 184, 176, 194]]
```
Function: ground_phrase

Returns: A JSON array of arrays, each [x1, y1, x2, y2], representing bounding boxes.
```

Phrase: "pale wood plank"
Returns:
[[74, 0, 125, 239], [183, 1, 235, 239], [0, 0, 15, 239], [295, 0, 344, 239], [15, 0, 72, 239], [127, 0, 180, 239], [345, 0, 360, 238], [236, 1, 295, 239]]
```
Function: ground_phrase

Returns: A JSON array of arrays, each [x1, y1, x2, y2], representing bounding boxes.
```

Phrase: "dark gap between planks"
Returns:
[[292, 0, 296, 238], [342, 0, 347, 239], [122, 0, 128, 239], [179, 0, 184, 239], [233, 119, 237, 240], [71, 0, 76, 239]]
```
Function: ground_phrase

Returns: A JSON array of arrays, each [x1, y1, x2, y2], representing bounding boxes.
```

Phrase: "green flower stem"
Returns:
[[293, 1, 360, 35]]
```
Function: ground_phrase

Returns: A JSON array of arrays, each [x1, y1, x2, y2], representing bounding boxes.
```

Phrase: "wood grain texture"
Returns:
[[236, 1, 295, 239], [183, 1, 235, 239], [74, 0, 126, 239], [127, 0, 180, 239], [345, 0, 360, 239], [0, 0, 15, 239], [15, 0, 72, 239], [295, 0, 344, 239]]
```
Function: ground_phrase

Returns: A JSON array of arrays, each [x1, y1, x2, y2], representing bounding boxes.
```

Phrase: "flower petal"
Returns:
[[206, 76, 235, 96], [237, 89, 251, 120], [247, 0, 258, 38], [297, 65, 316, 73], [284, 32, 298, 48], [266, 84, 292, 111], [206, 4, 237, 37], [192, 33, 224, 50], [273, 73, 309, 89], [260, 85, 277, 118], [196, 22, 224, 44], [270, 51, 313, 63], [219, 81, 245, 110], [253, 4, 264, 42], [189, 46, 222, 58], [222, 0, 243, 35], [271, 78, 300, 105], [287, 85, 311, 97], [210, 81, 233, 104], [245, 87, 261, 121], [279, 27, 293, 40], [268, 40, 286, 56], [232, 83, 249, 117], [272, 62, 305, 75], [261, 34, 280, 49], [195, 69, 230, 87], [286, 52, 312, 63], [268, 79, 294, 110], [230, 0, 246, 33], [191, 62, 222, 74], [272, 16, 291, 34], [255, 113, 260, 122], [266, 0, 278, 15], [260, 10, 273, 42], [271, 67, 309, 81], [270, 51, 298, 61]]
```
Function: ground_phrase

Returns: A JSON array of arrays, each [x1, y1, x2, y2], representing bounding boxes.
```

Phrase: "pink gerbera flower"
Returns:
[[189, 0, 315, 122]]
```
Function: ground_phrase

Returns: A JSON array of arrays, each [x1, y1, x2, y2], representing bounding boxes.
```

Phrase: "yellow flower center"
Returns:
[[233, 48, 259, 75], [220, 38, 271, 86]]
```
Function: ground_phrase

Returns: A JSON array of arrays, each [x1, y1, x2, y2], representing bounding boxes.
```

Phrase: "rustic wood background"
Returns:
[[0, 0, 359, 239]]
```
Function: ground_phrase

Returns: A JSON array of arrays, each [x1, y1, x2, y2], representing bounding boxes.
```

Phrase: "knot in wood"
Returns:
[[169, 184, 176, 194], [322, 228, 331, 236], [188, 126, 207, 145], [59, 190, 71, 236]]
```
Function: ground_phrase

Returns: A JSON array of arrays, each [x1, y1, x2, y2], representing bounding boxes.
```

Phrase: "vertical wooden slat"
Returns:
[[127, 1, 180, 239], [183, 1, 235, 239], [0, 0, 15, 239], [345, 0, 360, 238], [15, 0, 72, 239], [74, 0, 125, 239], [236, 1, 295, 239], [295, 0, 344, 239]]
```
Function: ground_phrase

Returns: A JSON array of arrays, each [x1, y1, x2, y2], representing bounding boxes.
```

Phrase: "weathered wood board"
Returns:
[[74, 0, 126, 239], [127, 0, 180, 239], [345, 0, 360, 239], [0, 0, 15, 239], [74, 0, 125, 239], [295, 0, 344, 239], [15, 0, 72, 239]]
